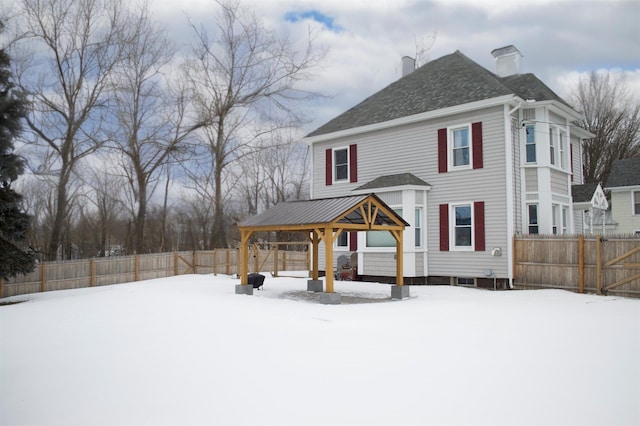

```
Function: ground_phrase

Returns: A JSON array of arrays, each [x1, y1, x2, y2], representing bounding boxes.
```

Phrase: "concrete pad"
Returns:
[[319, 292, 342, 305], [391, 285, 410, 300], [235, 284, 254, 295], [307, 279, 324, 292]]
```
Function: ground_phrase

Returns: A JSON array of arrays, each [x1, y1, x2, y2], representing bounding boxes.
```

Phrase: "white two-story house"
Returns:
[[302, 45, 595, 288]]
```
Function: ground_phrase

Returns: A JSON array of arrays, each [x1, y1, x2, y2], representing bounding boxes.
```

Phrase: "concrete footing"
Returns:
[[235, 284, 254, 295], [391, 285, 410, 300], [319, 292, 342, 305], [307, 279, 324, 292]]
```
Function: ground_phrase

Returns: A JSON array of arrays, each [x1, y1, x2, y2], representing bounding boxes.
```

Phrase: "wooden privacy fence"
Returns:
[[514, 235, 640, 297], [0, 245, 310, 299]]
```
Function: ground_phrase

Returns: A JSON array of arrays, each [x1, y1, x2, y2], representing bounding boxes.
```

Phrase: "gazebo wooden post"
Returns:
[[395, 230, 404, 286], [311, 231, 319, 280], [325, 227, 335, 293], [390, 229, 409, 299], [235, 229, 254, 295]]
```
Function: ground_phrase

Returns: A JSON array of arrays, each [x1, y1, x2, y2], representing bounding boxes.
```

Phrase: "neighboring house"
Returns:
[[301, 45, 596, 287], [571, 182, 613, 234], [605, 158, 640, 235]]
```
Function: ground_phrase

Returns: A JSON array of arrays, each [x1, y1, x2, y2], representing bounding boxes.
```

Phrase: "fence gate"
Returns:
[[600, 239, 640, 295]]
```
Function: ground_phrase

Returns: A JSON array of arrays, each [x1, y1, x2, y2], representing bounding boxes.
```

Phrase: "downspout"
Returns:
[[505, 100, 522, 289]]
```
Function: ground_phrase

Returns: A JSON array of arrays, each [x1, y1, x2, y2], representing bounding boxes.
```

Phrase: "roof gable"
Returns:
[[307, 50, 572, 138]]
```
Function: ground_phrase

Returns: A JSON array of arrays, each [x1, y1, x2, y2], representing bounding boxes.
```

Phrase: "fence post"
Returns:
[[135, 255, 139, 282], [273, 245, 279, 277], [90, 258, 95, 287], [0, 277, 3, 299], [41, 262, 46, 292], [213, 249, 218, 276], [174, 252, 178, 276], [283, 251, 287, 271], [596, 235, 602, 295], [193, 251, 198, 274], [578, 235, 585, 293], [225, 249, 230, 275]]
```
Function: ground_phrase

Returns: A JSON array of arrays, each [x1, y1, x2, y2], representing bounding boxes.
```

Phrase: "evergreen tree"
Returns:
[[0, 25, 35, 279]]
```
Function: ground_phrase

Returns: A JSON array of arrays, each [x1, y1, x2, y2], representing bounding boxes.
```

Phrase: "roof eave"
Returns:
[[302, 95, 519, 145]]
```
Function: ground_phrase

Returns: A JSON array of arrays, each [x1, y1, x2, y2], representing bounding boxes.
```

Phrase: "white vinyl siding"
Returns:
[[312, 105, 509, 278]]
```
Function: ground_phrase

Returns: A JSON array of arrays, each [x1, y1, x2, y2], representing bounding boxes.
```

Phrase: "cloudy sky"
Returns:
[[150, 0, 639, 133]]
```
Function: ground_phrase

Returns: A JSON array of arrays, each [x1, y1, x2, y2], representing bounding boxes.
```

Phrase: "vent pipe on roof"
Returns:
[[402, 56, 415, 77], [491, 45, 523, 77]]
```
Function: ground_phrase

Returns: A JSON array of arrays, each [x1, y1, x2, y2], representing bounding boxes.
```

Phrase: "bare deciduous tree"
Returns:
[[183, 0, 324, 248], [11, 0, 129, 259], [571, 71, 640, 184], [108, 3, 203, 254]]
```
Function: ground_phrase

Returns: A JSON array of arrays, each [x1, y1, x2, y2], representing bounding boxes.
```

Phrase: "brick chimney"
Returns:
[[491, 45, 522, 77]]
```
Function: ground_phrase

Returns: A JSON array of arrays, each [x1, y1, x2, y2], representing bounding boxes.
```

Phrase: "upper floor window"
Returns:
[[634, 191, 640, 215], [451, 126, 470, 168], [334, 148, 348, 181], [438, 122, 483, 173], [559, 130, 567, 169], [326, 145, 357, 185], [525, 124, 536, 163], [549, 128, 556, 166]]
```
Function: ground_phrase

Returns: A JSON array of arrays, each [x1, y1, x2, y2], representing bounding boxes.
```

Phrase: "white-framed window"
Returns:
[[334, 148, 349, 182], [552, 204, 558, 234], [336, 231, 348, 248], [559, 130, 567, 169], [528, 204, 539, 234], [451, 203, 473, 250], [634, 191, 640, 216], [549, 128, 556, 166], [415, 208, 422, 247], [562, 206, 569, 234], [525, 124, 536, 163], [366, 208, 402, 247], [449, 125, 471, 169]]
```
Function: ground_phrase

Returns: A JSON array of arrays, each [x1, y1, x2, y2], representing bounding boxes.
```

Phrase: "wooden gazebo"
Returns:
[[236, 194, 409, 295]]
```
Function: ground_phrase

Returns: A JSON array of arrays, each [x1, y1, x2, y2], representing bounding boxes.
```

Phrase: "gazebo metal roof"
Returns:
[[238, 193, 409, 230]]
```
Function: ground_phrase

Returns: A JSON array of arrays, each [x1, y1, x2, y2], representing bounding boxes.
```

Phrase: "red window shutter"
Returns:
[[439, 204, 449, 251], [472, 122, 483, 169], [349, 144, 358, 183], [325, 149, 332, 186], [474, 201, 485, 252], [349, 232, 357, 251], [438, 128, 447, 173]]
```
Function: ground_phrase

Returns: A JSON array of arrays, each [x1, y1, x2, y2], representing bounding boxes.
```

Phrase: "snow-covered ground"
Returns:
[[1, 273, 639, 426]]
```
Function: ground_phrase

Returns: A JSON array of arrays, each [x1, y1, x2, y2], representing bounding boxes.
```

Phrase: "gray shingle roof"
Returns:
[[237, 194, 409, 228], [307, 50, 570, 137], [355, 173, 430, 191], [606, 158, 640, 187], [572, 183, 600, 203]]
